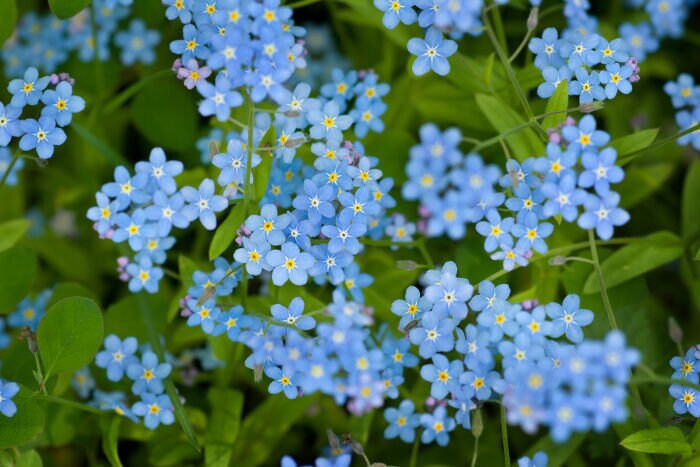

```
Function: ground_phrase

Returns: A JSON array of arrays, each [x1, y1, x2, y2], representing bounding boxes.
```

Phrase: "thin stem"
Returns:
[[500, 404, 510, 466], [241, 94, 256, 312], [588, 229, 618, 329], [632, 375, 700, 393], [229, 117, 248, 129], [509, 28, 535, 63], [103, 69, 172, 115], [0, 152, 20, 187], [408, 434, 420, 467], [471, 435, 480, 467], [564, 256, 595, 264], [415, 239, 435, 269], [35, 394, 103, 414], [620, 122, 700, 164], [34, 353, 48, 395], [162, 268, 181, 280], [286, 0, 322, 7]]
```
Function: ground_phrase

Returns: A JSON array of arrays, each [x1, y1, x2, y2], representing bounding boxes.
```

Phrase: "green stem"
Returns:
[[415, 239, 435, 269], [620, 122, 700, 165], [471, 435, 480, 467], [490, 5, 508, 54], [286, 0, 322, 7], [500, 404, 510, 466], [35, 394, 103, 414], [632, 375, 700, 393], [588, 229, 618, 330], [241, 94, 256, 312], [0, 152, 20, 187], [103, 69, 172, 115], [162, 268, 181, 280], [508, 26, 535, 63], [408, 434, 420, 467], [34, 353, 48, 395]]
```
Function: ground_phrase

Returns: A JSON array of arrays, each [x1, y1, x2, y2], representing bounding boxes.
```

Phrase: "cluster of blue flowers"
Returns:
[[382, 262, 639, 447], [0, 289, 53, 345], [87, 147, 231, 293], [401, 116, 629, 271], [1, 1, 160, 76], [529, 27, 640, 103], [669, 346, 700, 418], [0, 68, 84, 184], [665, 74, 700, 150], [74, 335, 177, 430]]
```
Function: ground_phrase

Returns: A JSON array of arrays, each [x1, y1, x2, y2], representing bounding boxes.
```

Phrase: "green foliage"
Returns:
[[611, 128, 660, 165], [37, 297, 104, 378], [0, 0, 17, 46], [101, 416, 123, 467], [0, 246, 36, 314], [620, 427, 692, 455], [0, 218, 30, 253], [209, 203, 245, 260], [204, 388, 244, 467], [48, 0, 91, 19], [541, 81, 569, 131], [0, 387, 43, 449]]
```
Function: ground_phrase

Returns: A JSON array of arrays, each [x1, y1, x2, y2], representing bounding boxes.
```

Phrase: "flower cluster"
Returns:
[[1, 1, 160, 76], [83, 335, 176, 429], [166, 0, 305, 121], [0, 68, 84, 184], [402, 116, 630, 271], [529, 27, 640, 104], [665, 73, 700, 150], [669, 346, 700, 418], [382, 262, 639, 446], [87, 147, 229, 293]]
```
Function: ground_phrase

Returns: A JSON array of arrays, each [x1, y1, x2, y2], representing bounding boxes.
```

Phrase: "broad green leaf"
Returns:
[[0, 218, 30, 253], [0, 0, 17, 45], [621, 427, 692, 455], [611, 128, 659, 165], [101, 416, 123, 467], [541, 81, 569, 131], [15, 450, 42, 467], [0, 246, 36, 314], [209, 203, 245, 260], [131, 79, 198, 154], [475, 93, 545, 161], [618, 162, 675, 208], [37, 297, 104, 378], [231, 396, 316, 467], [205, 388, 244, 467], [0, 387, 44, 448], [48, 0, 90, 19], [682, 161, 700, 239], [583, 232, 684, 294]]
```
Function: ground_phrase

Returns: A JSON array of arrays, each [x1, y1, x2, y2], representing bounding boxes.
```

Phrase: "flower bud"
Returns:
[[471, 409, 483, 438], [396, 260, 419, 270], [668, 316, 683, 344], [549, 255, 568, 266], [527, 8, 538, 30]]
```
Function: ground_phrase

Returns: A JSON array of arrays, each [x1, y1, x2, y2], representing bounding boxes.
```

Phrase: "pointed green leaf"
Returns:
[[37, 297, 104, 378], [611, 128, 660, 165], [101, 416, 123, 467], [583, 232, 684, 294], [0, 0, 17, 46], [209, 203, 245, 260], [682, 161, 700, 239], [48, 0, 90, 19], [0, 218, 30, 253], [0, 246, 36, 314], [0, 387, 44, 448], [541, 81, 569, 131], [205, 388, 244, 467], [621, 427, 692, 455]]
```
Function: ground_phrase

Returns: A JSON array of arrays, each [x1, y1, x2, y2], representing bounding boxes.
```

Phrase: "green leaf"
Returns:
[[618, 162, 675, 208], [0, 387, 44, 448], [583, 232, 684, 294], [482, 53, 495, 87], [47, 282, 99, 308], [0, 218, 30, 253], [621, 427, 692, 455], [131, 78, 198, 154], [14, 450, 43, 467], [682, 161, 700, 239], [0, 246, 36, 314], [254, 152, 273, 201], [0, 0, 18, 46], [475, 93, 545, 161], [37, 297, 104, 378], [48, 0, 90, 19], [209, 203, 245, 260], [231, 396, 316, 467], [610, 128, 659, 165], [205, 388, 244, 467], [541, 81, 569, 131], [101, 416, 123, 467]]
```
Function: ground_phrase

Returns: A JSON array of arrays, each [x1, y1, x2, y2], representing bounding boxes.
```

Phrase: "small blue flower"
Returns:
[[0, 380, 20, 418], [569, 69, 605, 104], [126, 351, 172, 395], [577, 187, 629, 240], [101, 166, 149, 210], [518, 451, 549, 467], [132, 393, 175, 429], [675, 107, 700, 150], [19, 117, 67, 159], [266, 366, 299, 399], [181, 178, 228, 230], [537, 66, 572, 99], [186, 298, 220, 334], [541, 173, 587, 222], [307, 100, 353, 142], [135, 147, 183, 195], [197, 73, 244, 122], [246, 204, 291, 246], [271, 297, 316, 331], [420, 354, 462, 399], [126, 257, 163, 293], [292, 180, 336, 224], [391, 285, 431, 330], [407, 27, 457, 77], [234, 237, 271, 276], [409, 312, 455, 358], [95, 335, 139, 382], [0, 103, 23, 146], [529, 28, 565, 69], [562, 115, 611, 154], [265, 242, 315, 286], [599, 63, 634, 99], [87, 192, 120, 236], [420, 406, 455, 446], [384, 400, 421, 443], [144, 191, 190, 236], [114, 19, 160, 66], [169, 23, 211, 62], [72, 367, 95, 399], [374, 0, 417, 29], [670, 384, 700, 417], [112, 209, 151, 251], [670, 349, 699, 384], [511, 212, 553, 254], [7, 67, 50, 107], [476, 210, 515, 252], [40, 81, 86, 127]]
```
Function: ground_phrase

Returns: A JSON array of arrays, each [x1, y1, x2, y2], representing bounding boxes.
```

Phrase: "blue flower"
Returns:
[[164, 0, 193, 23], [265, 242, 315, 286], [476, 210, 515, 253], [459, 367, 502, 401], [114, 19, 160, 66], [307, 100, 353, 142], [351, 99, 387, 138], [186, 298, 220, 334], [619, 22, 658, 62], [470, 281, 511, 313], [541, 173, 587, 222], [234, 237, 271, 276], [169, 23, 211, 62], [424, 269, 473, 321], [87, 192, 120, 236], [529, 28, 565, 69], [0, 380, 19, 417], [197, 73, 244, 122], [132, 393, 175, 429], [409, 312, 455, 358], [599, 63, 634, 99], [246, 204, 291, 246], [569, 69, 605, 104], [213, 306, 250, 342], [321, 211, 367, 255], [561, 32, 601, 70], [72, 367, 95, 399], [456, 324, 494, 369], [670, 384, 700, 417], [7, 290, 50, 331], [126, 257, 163, 293], [578, 147, 624, 194], [7, 67, 50, 107], [0, 103, 23, 146], [126, 351, 172, 395], [266, 366, 299, 399], [675, 107, 700, 150], [407, 27, 457, 77], [491, 243, 529, 272], [577, 187, 629, 240], [181, 178, 228, 230], [101, 166, 149, 210], [518, 451, 549, 467], [420, 406, 455, 446], [391, 285, 431, 330], [212, 138, 261, 188], [112, 209, 151, 251], [40, 81, 85, 127], [561, 115, 611, 154], [664, 73, 700, 109], [271, 297, 316, 331], [292, 180, 336, 224], [420, 354, 462, 399], [135, 147, 183, 196], [384, 400, 420, 442], [19, 117, 67, 159], [309, 245, 353, 285], [374, 0, 417, 29], [95, 335, 139, 382], [537, 66, 572, 99], [670, 349, 700, 384], [512, 212, 553, 254], [320, 69, 357, 106], [144, 191, 190, 236], [338, 186, 381, 225]]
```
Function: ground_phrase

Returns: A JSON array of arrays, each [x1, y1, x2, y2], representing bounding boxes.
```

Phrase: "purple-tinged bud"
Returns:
[[118, 272, 130, 282], [117, 256, 130, 267], [548, 129, 562, 144], [526, 8, 538, 30], [523, 249, 534, 259], [418, 204, 431, 218], [171, 58, 183, 73], [563, 116, 577, 127]]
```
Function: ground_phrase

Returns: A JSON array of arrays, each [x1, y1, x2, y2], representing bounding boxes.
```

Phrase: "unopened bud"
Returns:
[[549, 255, 567, 266], [579, 101, 604, 113], [402, 320, 419, 333], [471, 409, 483, 438], [396, 260, 418, 270], [327, 430, 341, 451], [196, 286, 217, 306], [526, 8, 538, 30], [19, 326, 38, 353], [209, 140, 219, 160], [349, 440, 365, 456], [253, 363, 264, 382], [284, 110, 301, 118], [284, 137, 305, 148], [668, 316, 683, 344]]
